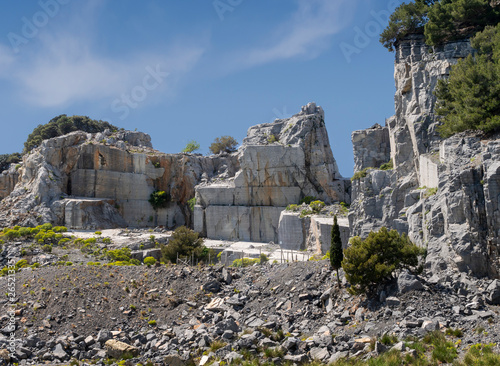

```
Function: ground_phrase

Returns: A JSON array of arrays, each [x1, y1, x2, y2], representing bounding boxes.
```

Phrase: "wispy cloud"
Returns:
[[8, 34, 205, 107], [233, 0, 356, 68], [0, 1, 207, 108]]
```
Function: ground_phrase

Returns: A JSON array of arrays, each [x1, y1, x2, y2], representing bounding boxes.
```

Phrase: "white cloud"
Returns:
[[234, 0, 356, 68], [5, 34, 206, 108]]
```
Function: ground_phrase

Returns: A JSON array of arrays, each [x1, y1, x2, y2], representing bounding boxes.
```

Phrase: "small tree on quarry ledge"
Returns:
[[342, 227, 424, 295], [209, 136, 238, 154]]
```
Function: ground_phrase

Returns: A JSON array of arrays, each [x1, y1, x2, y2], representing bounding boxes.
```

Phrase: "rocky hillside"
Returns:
[[349, 35, 500, 279], [1, 259, 500, 365]]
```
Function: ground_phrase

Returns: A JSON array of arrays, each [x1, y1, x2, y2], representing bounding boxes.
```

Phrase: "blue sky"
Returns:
[[0, 0, 400, 177]]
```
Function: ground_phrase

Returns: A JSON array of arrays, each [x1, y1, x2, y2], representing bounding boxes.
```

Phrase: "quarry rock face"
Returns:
[[0, 130, 237, 229], [349, 35, 500, 277], [0, 164, 19, 200], [194, 103, 350, 243]]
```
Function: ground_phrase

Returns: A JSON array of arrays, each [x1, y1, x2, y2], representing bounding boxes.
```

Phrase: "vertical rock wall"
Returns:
[[349, 35, 500, 278]]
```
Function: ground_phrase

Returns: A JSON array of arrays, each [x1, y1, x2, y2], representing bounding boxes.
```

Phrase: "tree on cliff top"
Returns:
[[209, 136, 238, 154], [436, 24, 500, 136], [380, 0, 500, 51], [23, 115, 118, 153]]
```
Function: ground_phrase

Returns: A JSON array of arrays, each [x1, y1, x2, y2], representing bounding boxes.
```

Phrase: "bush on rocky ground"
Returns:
[[160, 225, 208, 264], [342, 227, 424, 295]]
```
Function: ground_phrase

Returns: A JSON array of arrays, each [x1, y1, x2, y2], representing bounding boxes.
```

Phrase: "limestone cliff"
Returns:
[[194, 103, 350, 243], [0, 130, 236, 229], [349, 35, 500, 277]]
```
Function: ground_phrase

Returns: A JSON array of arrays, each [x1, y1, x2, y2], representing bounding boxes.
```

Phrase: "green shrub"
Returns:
[[40, 223, 53, 231], [182, 140, 200, 153], [380, 160, 393, 170], [259, 253, 268, 264], [209, 136, 238, 154], [148, 190, 169, 210], [106, 248, 131, 262], [42, 244, 52, 253], [267, 134, 278, 143], [342, 227, 424, 295], [232, 258, 260, 267], [3, 229, 20, 241], [309, 200, 325, 214], [160, 226, 208, 263], [53, 226, 67, 233], [18, 227, 32, 237], [299, 196, 316, 205], [148, 320, 157, 326], [58, 238, 71, 246], [188, 197, 196, 212], [102, 237, 111, 244], [351, 167, 373, 181], [144, 257, 157, 266], [286, 204, 299, 212], [94, 231, 102, 235], [83, 238, 96, 245]]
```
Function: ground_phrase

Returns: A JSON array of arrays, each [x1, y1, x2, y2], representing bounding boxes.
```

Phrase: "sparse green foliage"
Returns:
[[148, 190, 169, 210], [188, 197, 196, 212], [24, 115, 117, 153], [330, 215, 343, 286], [267, 134, 278, 143], [299, 196, 316, 205], [209, 135, 238, 154], [232, 257, 260, 267], [436, 24, 500, 137], [160, 226, 208, 263], [351, 167, 373, 181], [106, 248, 131, 262], [182, 140, 200, 153], [144, 257, 157, 266], [380, 160, 394, 170], [342, 227, 424, 294], [0, 153, 22, 173]]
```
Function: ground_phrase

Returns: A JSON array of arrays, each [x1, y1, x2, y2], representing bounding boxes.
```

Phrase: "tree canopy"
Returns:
[[342, 227, 423, 295], [380, 0, 500, 51], [436, 24, 500, 136]]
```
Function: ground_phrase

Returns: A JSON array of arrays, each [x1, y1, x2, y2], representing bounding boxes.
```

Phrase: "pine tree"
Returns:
[[330, 215, 343, 286]]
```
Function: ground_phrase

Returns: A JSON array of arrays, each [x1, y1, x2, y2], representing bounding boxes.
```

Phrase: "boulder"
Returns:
[[398, 271, 424, 293], [104, 339, 139, 359]]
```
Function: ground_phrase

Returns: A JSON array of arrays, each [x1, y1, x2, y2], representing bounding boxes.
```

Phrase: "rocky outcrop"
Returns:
[[194, 103, 350, 243], [277, 211, 350, 254], [349, 35, 500, 277], [0, 165, 19, 200], [0, 130, 236, 229], [352, 124, 390, 172]]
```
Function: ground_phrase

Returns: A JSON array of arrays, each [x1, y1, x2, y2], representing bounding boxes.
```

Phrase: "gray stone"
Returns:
[[486, 280, 500, 305], [386, 297, 401, 307], [398, 271, 424, 293], [310, 347, 330, 361], [52, 344, 68, 360]]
